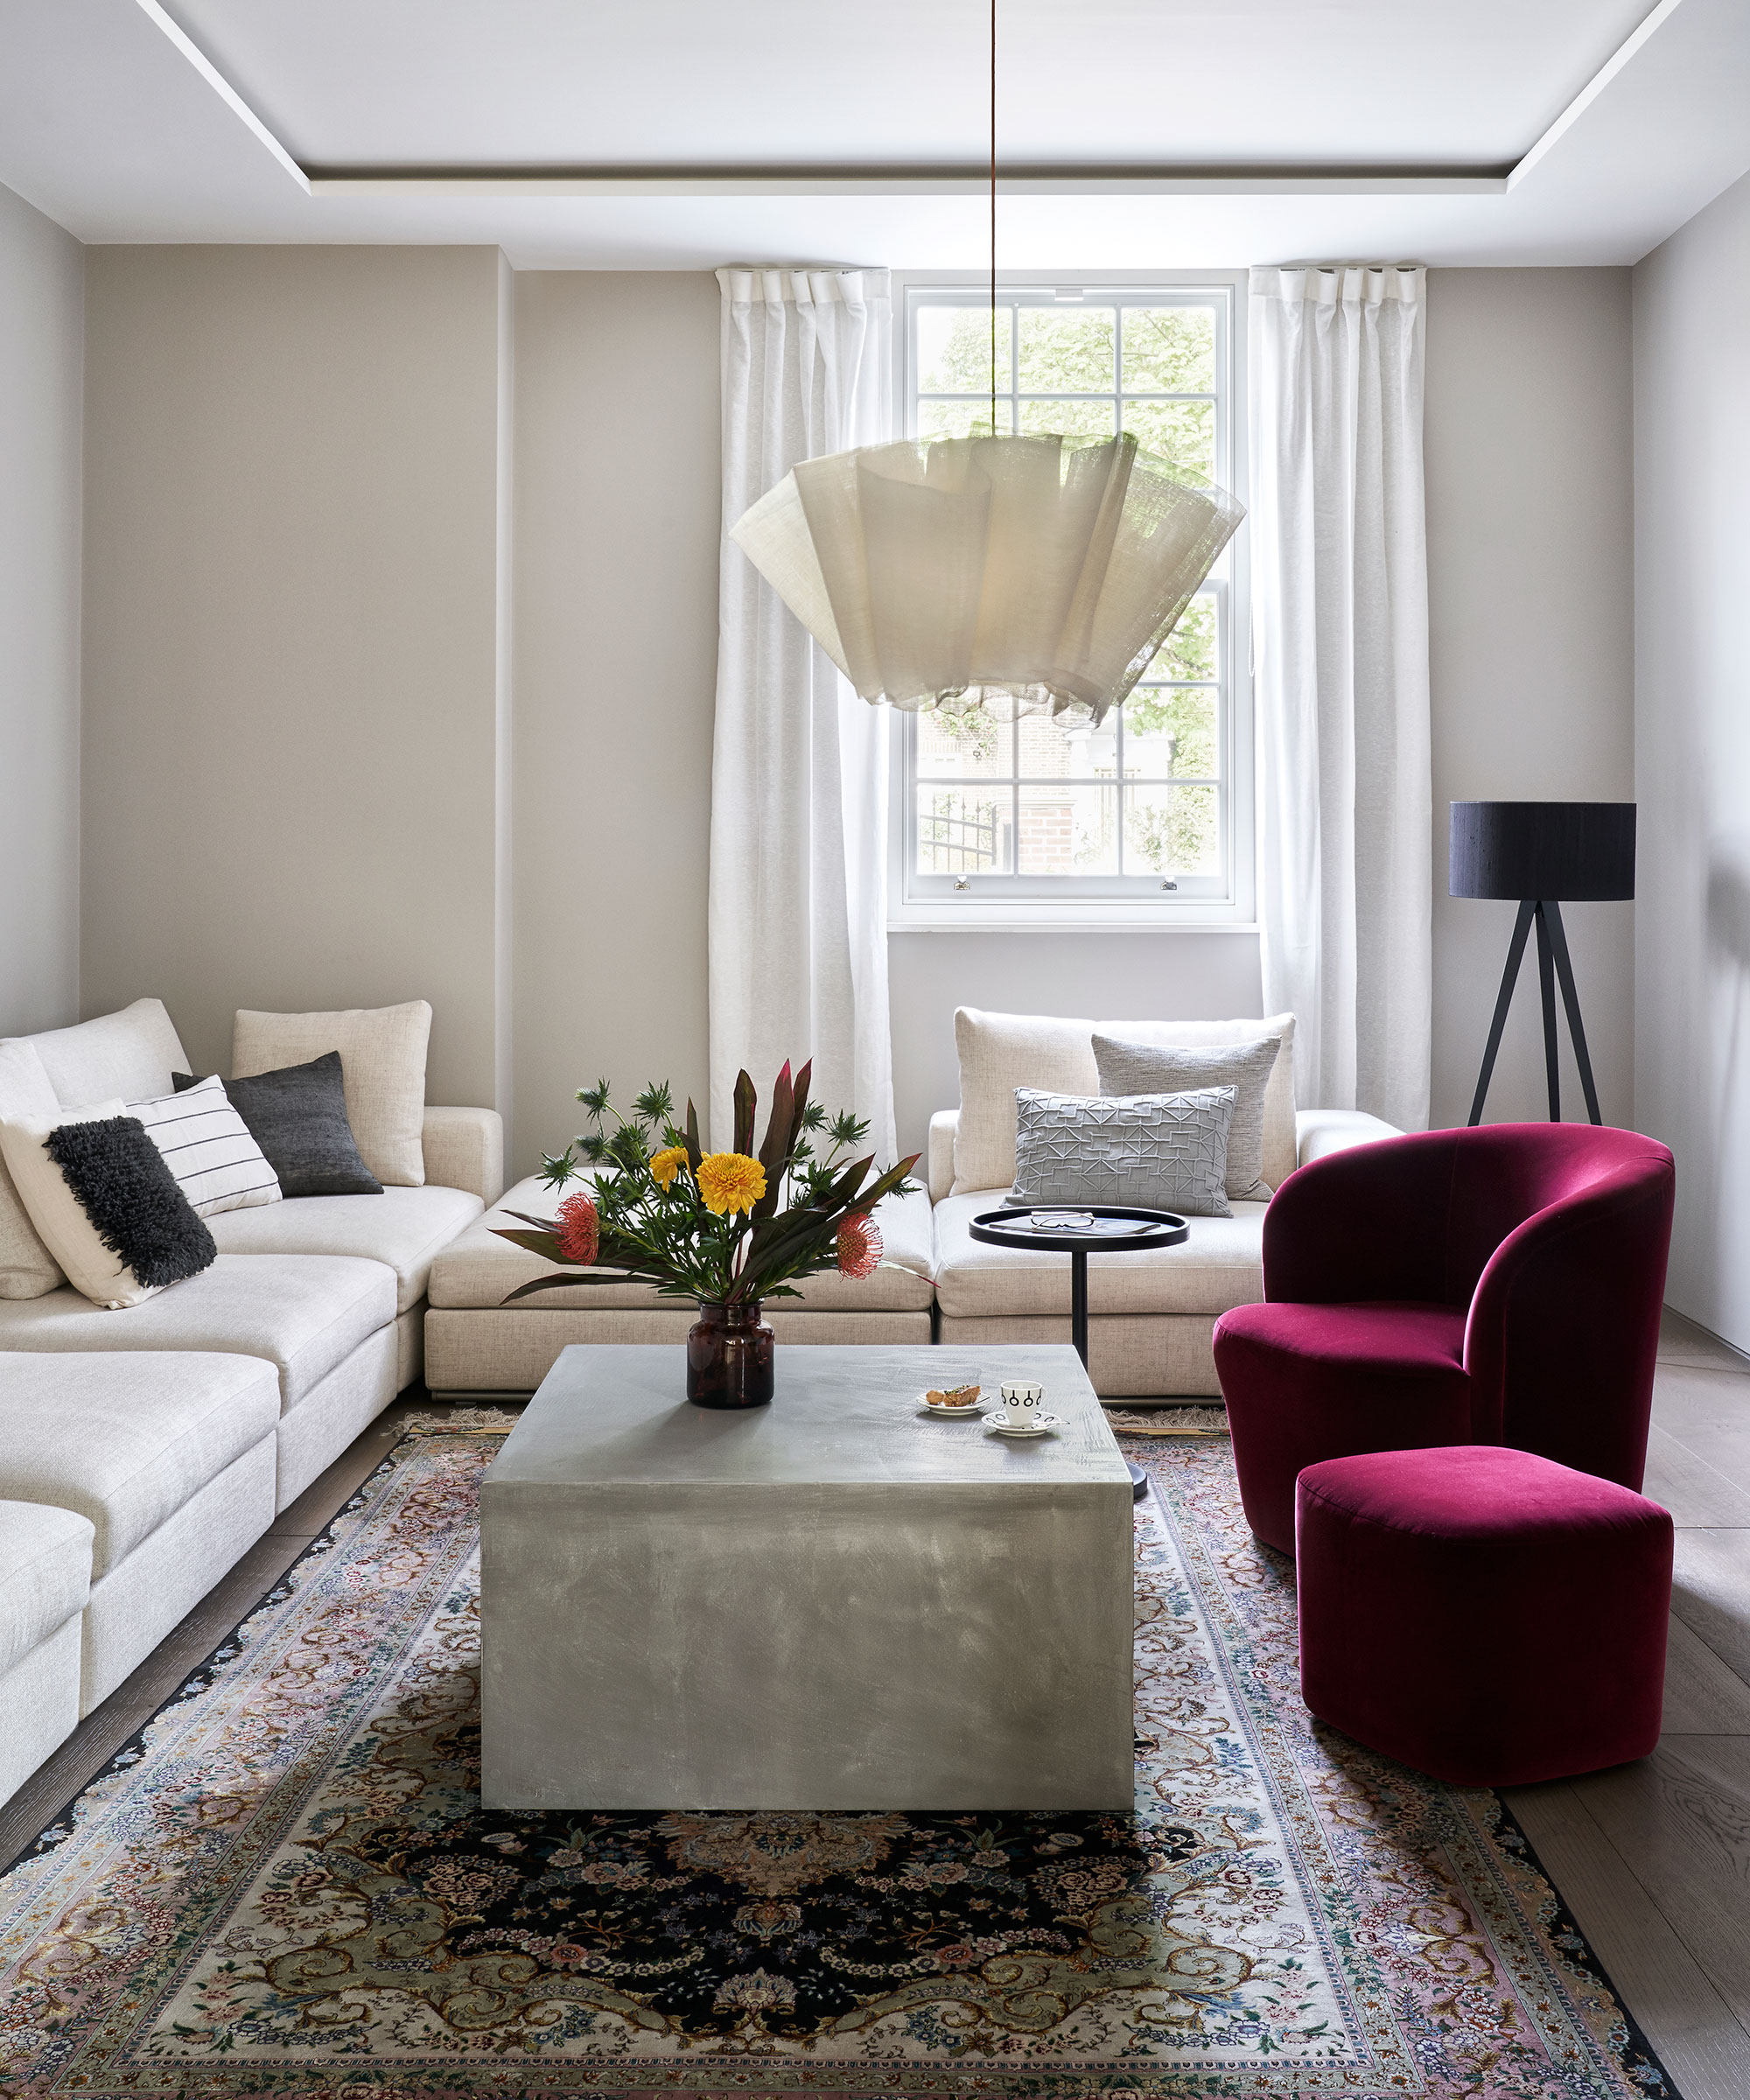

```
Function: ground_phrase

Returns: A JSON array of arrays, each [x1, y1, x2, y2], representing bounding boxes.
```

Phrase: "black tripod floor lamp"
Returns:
[[1451, 801, 1635, 1127]]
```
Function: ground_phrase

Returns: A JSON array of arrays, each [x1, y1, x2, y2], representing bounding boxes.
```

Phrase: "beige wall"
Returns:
[[1633, 168, 1750, 1348], [80, 246, 508, 1105], [1424, 268, 1635, 1130], [888, 932, 1264, 1158], [0, 181, 82, 1036], [69, 254, 1639, 1174], [509, 272, 720, 1177]]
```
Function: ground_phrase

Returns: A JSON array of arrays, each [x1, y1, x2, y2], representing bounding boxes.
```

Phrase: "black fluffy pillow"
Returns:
[[44, 1115, 216, 1288], [174, 1053, 382, 1198]]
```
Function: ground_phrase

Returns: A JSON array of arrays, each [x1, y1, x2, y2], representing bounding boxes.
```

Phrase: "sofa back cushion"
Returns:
[[15, 998, 192, 1110], [951, 1005, 1297, 1195], [0, 1040, 65, 1298], [232, 1001, 430, 1187]]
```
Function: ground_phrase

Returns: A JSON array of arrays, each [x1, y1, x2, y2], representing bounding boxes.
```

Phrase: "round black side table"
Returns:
[[967, 1205, 1189, 1502]]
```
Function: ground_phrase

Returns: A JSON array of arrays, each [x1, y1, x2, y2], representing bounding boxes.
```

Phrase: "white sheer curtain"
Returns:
[[1250, 264, 1432, 1131], [710, 268, 896, 1156]]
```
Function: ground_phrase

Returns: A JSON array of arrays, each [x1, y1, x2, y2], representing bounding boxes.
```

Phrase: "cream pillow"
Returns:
[[950, 1009, 1100, 1196], [0, 1102, 156, 1308], [950, 1006, 1298, 1194], [0, 1040, 64, 1298], [231, 1001, 430, 1188]]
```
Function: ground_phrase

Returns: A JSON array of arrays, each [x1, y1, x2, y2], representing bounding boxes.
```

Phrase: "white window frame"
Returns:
[[886, 270, 1253, 933]]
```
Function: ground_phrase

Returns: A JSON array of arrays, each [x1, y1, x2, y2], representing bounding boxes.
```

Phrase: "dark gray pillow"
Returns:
[[1092, 1033, 1281, 1200], [174, 1054, 382, 1198], [1010, 1085, 1236, 1218]]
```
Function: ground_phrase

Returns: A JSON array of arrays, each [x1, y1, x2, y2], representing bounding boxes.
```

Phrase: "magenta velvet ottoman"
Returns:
[[1295, 1446, 1672, 1787]]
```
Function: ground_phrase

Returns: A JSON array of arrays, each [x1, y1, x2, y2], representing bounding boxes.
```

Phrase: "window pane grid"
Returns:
[[906, 287, 1230, 898]]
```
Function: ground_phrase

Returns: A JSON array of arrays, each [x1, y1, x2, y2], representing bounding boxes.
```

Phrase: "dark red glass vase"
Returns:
[[686, 1299, 774, 1409]]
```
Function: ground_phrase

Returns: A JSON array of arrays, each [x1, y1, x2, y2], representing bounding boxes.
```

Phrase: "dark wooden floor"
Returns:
[[3, 1328, 1747, 2096]]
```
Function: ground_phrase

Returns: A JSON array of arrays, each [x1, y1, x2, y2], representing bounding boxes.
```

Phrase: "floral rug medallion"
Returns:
[[0, 1410, 1676, 2096]]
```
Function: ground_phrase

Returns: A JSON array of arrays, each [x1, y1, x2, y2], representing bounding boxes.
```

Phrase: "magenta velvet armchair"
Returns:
[[1212, 1124, 1675, 1553]]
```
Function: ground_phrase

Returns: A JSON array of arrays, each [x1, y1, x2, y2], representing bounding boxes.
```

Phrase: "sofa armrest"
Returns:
[[423, 1107, 506, 1205], [1295, 1108, 1401, 1170], [928, 1110, 959, 1206]]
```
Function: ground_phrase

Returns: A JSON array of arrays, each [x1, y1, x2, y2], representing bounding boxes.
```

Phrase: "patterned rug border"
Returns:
[[0, 1408, 1684, 2099]]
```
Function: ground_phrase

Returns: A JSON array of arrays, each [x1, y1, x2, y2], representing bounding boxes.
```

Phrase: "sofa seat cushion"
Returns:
[[931, 1189, 1266, 1319], [207, 1186, 484, 1314], [428, 1178, 935, 1316], [0, 1254, 396, 1414], [0, 1500, 94, 1675], [0, 1351, 278, 1578]]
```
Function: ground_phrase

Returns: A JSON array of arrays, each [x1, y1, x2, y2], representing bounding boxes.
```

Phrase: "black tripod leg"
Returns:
[[1468, 900, 1536, 1126], [1535, 903, 1561, 1121], [1544, 900, 1603, 1125]]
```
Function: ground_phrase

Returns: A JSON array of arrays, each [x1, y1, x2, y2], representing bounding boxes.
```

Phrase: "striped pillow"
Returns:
[[126, 1075, 283, 1217]]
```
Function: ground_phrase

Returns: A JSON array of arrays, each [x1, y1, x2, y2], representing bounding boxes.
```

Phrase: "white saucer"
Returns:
[[916, 1393, 986, 1419], [986, 1413, 1064, 1438]]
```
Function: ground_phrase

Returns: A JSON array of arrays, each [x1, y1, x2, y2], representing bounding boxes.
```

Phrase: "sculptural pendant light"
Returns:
[[729, 0, 1245, 728]]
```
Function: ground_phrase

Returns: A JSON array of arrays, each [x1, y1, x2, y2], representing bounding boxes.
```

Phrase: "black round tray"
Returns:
[[968, 1203, 1189, 1253]]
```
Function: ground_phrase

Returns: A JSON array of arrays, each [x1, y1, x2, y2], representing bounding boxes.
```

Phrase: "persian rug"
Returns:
[[0, 1409, 1677, 2099]]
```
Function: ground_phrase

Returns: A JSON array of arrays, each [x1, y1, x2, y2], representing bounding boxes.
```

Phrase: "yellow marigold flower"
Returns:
[[696, 1151, 766, 1216], [649, 1144, 690, 1192]]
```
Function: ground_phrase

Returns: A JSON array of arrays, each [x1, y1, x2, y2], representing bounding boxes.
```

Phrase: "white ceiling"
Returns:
[[0, 0, 1746, 268], [167, 0, 1650, 172]]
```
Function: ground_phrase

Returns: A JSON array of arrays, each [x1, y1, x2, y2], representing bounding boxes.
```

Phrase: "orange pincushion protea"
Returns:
[[555, 1192, 599, 1265], [836, 1211, 883, 1279]]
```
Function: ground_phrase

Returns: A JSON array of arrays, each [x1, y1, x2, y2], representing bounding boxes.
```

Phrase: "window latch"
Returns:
[[954, 875, 971, 891], [1160, 878, 1178, 892]]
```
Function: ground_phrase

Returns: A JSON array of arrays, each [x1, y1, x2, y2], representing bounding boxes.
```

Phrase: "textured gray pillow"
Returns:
[[1092, 1033, 1282, 1200], [1010, 1086, 1236, 1219], [174, 1054, 382, 1198]]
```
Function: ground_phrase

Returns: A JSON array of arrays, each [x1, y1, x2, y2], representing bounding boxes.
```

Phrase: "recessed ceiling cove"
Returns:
[[164, 0, 1648, 174], [0, 0, 1745, 266]]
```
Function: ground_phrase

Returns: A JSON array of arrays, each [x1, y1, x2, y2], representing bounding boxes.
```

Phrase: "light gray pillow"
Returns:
[[1010, 1086, 1236, 1219], [1092, 1033, 1282, 1200]]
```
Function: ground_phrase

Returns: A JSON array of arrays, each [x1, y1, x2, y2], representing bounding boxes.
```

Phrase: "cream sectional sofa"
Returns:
[[0, 998, 503, 1810], [928, 1103, 1397, 1395], [424, 1177, 936, 1396], [421, 1011, 1399, 1405], [925, 1007, 1399, 1396]]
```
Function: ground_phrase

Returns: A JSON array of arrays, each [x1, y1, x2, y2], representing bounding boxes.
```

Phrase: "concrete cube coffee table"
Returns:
[[480, 1342, 1134, 1811]]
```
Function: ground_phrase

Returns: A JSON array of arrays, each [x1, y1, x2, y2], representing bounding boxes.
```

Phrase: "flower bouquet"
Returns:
[[492, 1061, 920, 1408]]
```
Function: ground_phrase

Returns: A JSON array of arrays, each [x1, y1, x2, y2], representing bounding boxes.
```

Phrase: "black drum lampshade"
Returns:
[[1450, 802, 1635, 903], [1450, 802, 1634, 1128]]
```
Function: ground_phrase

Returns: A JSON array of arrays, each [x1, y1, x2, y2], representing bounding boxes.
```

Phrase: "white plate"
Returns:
[[916, 1392, 986, 1418], [986, 1413, 1065, 1438]]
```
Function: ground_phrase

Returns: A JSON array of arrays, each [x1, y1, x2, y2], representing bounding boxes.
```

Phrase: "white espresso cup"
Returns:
[[999, 1382, 1044, 1429]]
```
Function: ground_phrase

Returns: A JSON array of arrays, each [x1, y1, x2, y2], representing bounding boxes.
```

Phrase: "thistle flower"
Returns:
[[555, 1192, 599, 1265], [648, 1144, 690, 1192], [836, 1211, 883, 1280], [696, 1151, 766, 1216]]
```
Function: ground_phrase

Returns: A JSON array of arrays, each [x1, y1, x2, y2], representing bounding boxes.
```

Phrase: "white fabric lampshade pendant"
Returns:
[[730, 427, 1245, 727]]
